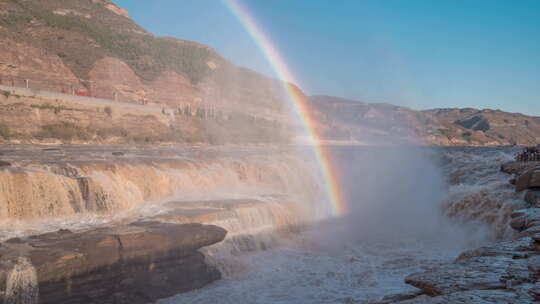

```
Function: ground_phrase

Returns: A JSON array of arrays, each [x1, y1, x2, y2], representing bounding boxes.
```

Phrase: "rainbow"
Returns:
[[223, 0, 347, 217]]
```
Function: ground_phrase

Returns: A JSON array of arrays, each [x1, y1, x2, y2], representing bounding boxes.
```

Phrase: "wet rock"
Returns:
[[0, 160, 11, 167], [4, 237, 24, 244], [527, 255, 540, 280], [501, 161, 540, 175], [403, 232, 540, 302], [405, 256, 508, 296], [528, 282, 540, 300], [0, 221, 227, 304], [510, 208, 540, 232], [374, 290, 424, 303], [393, 290, 534, 303], [525, 190, 540, 207], [456, 237, 535, 260], [515, 167, 540, 191], [515, 225, 540, 239]]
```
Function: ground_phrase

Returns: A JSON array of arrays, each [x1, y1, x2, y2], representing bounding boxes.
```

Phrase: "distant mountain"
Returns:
[[310, 95, 540, 146]]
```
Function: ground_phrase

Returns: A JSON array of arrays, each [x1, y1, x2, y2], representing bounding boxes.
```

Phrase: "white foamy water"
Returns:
[[161, 229, 462, 304], [440, 147, 525, 239], [161, 146, 520, 304]]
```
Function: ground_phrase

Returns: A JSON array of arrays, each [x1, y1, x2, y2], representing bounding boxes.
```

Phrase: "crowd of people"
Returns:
[[516, 146, 540, 162]]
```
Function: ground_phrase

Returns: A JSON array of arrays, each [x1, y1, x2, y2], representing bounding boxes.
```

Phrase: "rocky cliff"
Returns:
[[310, 95, 540, 146]]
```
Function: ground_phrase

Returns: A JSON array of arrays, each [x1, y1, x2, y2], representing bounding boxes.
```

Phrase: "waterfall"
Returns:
[[440, 148, 524, 240], [0, 154, 328, 241], [4, 257, 39, 304]]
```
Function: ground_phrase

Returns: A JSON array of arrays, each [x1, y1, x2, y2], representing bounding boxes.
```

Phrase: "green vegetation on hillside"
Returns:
[[0, 0, 215, 83]]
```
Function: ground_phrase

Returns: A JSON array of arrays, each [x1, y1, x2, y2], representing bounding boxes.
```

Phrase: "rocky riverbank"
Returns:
[[0, 221, 226, 304], [373, 160, 540, 303]]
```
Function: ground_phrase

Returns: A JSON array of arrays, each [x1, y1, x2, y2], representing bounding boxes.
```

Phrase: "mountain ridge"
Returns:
[[309, 95, 540, 146]]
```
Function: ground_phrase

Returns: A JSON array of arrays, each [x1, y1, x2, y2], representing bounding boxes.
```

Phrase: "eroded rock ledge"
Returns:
[[0, 221, 226, 304], [373, 162, 540, 303]]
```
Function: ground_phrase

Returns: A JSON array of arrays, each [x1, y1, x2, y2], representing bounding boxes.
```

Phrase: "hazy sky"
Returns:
[[115, 0, 540, 115]]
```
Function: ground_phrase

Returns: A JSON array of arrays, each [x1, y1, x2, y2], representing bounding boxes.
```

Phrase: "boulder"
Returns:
[[391, 290, 534, 303], [0, 221, 227, 304], [501, 161, 540, 175], [510, 208, 540, 232], [525, 190, 540, 207], [515, 167, 540, 191], [529, 282, 540, 300], [374, 290, 424, 303]]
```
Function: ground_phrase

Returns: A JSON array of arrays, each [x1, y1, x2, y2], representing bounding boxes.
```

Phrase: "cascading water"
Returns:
[[161, 146, 513, 304], [439, 146, 524, 240], [0, 151, 327, 241], [4, 257, 39, 304]]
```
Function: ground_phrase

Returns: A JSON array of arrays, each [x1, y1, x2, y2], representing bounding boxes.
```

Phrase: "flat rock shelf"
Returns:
[[0, 221, 226, 304]]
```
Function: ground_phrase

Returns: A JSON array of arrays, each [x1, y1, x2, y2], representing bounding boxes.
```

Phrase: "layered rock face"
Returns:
[[0, 221, 226, 304], [0, 91, 289, 145]]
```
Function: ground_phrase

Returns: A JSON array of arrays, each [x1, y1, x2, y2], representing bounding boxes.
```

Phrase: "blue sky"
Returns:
[[114, 0, 540, 115]]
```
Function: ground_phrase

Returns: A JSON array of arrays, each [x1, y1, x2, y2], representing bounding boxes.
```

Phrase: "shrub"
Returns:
[[37, 12, 213, 83], [0, 124, 12, 139], [36, 123, 91, 140], [96, 127, 128, 139], [104, 106, 112, 117]]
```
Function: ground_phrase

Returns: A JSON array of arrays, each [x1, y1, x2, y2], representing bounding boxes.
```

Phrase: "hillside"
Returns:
[[0, 0, 292, 112], [310, 95, 540, 146], [0, 0, 294, 144]]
